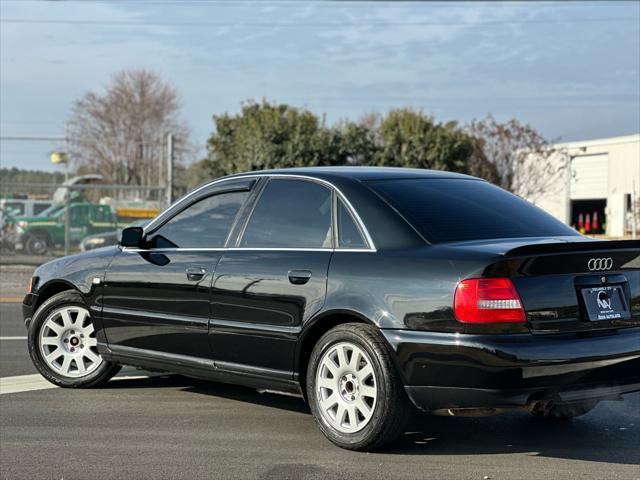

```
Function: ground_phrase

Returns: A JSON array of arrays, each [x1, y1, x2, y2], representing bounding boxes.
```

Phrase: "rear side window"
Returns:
[[369, 178, 577, 243], [337, 199, 366, 249], [150, 191, 249, 248], [241, 179, 332, 248]]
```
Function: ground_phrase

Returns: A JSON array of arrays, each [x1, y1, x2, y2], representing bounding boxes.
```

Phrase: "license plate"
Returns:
[[581, 285, 630, 321]]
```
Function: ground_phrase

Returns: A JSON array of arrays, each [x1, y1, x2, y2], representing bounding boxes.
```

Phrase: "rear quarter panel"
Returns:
[[323, 248, 462, 331]]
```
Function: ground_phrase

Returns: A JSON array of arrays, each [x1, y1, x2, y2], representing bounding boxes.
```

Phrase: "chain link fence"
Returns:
[[0, 181, 167, 264]]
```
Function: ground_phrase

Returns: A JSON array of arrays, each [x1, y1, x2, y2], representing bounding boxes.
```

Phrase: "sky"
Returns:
[[1, 0, 639, 172]]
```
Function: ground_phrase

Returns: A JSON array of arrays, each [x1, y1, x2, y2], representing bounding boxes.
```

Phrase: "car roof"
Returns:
[[227, 166, 476, 182]]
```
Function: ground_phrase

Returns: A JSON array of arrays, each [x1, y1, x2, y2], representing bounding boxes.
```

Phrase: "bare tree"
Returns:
[[68, 69, 191, 189], [468, 115, 566, 203]]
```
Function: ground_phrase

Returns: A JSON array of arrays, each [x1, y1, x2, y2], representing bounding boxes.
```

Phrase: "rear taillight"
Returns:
[[454, 278, 525, 323]]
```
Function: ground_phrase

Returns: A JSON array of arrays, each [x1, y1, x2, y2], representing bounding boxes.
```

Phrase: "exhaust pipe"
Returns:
[[528, 396, 556, 416], [530, 399, 543, 414]]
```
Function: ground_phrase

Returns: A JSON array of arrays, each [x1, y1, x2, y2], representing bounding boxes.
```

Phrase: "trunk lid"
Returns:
[[486, 239, 640, 334]]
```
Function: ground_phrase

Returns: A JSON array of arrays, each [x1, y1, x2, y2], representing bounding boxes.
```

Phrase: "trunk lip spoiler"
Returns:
[[505, 240, 640, 257]]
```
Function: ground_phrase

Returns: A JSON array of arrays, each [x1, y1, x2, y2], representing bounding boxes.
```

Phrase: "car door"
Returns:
[[68, 204, 90, 243], [88, 205, 115, 235], [210, 177, 334, 379], [101, 178, 255, 360]]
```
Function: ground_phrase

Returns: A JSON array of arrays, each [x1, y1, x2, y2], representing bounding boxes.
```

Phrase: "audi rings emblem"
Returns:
[[587, 257, 613, 271]]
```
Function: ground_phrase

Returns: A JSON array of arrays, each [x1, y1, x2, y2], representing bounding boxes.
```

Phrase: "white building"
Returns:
[[517, 134, 640, 238]]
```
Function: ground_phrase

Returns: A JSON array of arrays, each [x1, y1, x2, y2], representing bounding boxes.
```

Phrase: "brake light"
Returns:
[[454, 278, 525, 323]]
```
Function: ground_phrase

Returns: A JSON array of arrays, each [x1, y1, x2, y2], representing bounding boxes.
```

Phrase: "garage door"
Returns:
[[570, 154, 609, 199]]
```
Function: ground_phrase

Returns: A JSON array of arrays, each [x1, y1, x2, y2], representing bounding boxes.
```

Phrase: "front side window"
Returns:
[[7, 203, 25, 216], [149, 190, 249, 248], [241, 179, 332, 248]]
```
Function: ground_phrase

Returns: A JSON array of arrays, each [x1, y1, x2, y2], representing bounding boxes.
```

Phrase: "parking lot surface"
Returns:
[[1, 301, 639, 480]]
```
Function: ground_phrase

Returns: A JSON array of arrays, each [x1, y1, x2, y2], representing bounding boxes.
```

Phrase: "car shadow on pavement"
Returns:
[[184, 379, 311, 415], [386, 403, 639, 465], [102, 374, 638, 465], [101, 373, 311, 414]]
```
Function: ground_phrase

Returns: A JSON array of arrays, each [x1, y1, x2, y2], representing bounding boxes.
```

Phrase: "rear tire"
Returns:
[[531, 400, 599, 420], [306, 323, 411, 451], [28, 290, 121, 388]]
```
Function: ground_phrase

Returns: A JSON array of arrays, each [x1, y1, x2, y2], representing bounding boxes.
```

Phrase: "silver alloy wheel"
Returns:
[[315, 341, 377, 434], [38, 305, 102, 378]]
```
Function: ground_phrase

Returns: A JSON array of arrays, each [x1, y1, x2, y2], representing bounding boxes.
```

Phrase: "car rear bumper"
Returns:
[[404, 380, 640, 411], [381, 327, 640, 411]]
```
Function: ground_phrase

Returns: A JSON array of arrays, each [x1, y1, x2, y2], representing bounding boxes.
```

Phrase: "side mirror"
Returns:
[[120, 226, 144, 248]]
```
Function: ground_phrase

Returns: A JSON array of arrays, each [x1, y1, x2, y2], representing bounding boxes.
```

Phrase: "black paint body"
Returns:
[[23, 168, 640, 410]]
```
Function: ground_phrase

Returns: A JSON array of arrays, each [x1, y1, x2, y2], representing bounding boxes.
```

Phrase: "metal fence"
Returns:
[[0, 182, 167, 262]]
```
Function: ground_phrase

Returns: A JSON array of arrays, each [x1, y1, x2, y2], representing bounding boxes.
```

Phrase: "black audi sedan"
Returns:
[[23, 167, 640, 451]]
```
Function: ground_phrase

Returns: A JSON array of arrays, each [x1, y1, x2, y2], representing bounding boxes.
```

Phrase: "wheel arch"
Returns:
[[26, 228, 54, 244], [34, 280, 78, 312], [295, 309, 376, 394]]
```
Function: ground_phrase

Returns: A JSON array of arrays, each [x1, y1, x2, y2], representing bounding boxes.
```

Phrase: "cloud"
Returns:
[[1, 0, 638, 170]]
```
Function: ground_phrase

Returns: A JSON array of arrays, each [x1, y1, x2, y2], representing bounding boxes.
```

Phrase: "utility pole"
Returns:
[[166, 133, 174, 208]]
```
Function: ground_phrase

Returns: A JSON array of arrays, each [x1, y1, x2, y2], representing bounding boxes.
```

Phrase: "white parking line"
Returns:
[[0, 336, 27, 340], [0, 371, 160, 395], [0, 374, 56, 395]]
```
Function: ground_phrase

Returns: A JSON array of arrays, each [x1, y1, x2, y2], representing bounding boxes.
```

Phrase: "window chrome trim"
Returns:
[[143, 173, 377, 251], [121, 246, 375, 253]]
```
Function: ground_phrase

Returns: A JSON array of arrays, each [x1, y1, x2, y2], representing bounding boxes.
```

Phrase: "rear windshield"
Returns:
[[368, 178, 577, 243]]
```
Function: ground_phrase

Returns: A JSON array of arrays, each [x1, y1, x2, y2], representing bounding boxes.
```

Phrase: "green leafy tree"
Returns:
[[200, 102, 506, 185], [332, 120, 378, 166], [374, 109, 474, 172], [204, 100, 343, 175]]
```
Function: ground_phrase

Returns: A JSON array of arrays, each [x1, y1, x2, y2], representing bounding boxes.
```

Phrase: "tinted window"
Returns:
[[370, 179, 577, 243], [337, 199, 366, 248], [241, 179, 332, 248], [150, 191, 249, 248]]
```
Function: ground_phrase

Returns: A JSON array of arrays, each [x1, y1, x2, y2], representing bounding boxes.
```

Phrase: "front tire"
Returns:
[[28, 290, 121, 388], [24, 232, 50, 255], [306, 323, 410, 451]]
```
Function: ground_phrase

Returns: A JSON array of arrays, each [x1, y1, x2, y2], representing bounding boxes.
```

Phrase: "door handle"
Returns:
[[186, 266, 207, 281], [288, 270, 312, 285]]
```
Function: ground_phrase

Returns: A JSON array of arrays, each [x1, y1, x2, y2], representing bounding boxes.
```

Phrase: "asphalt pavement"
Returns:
[[1, 302, 639, 480]]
